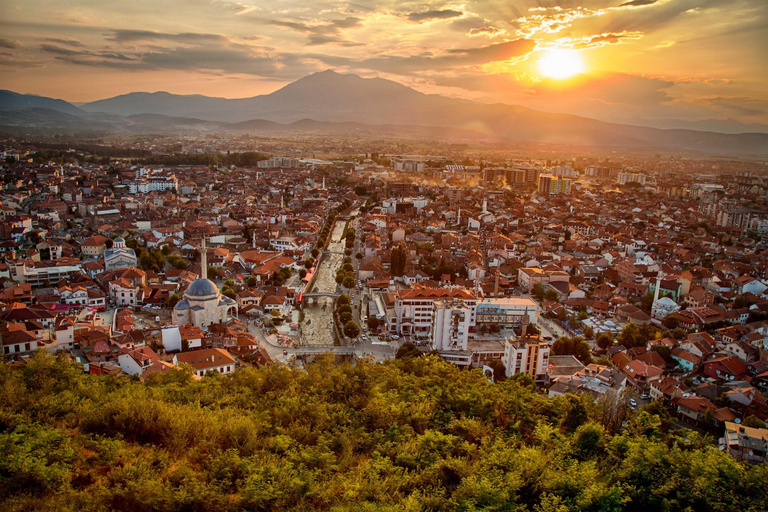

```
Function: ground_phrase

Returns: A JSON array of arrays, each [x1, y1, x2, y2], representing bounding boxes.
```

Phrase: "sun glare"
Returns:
[[537, 49, 585, 79]]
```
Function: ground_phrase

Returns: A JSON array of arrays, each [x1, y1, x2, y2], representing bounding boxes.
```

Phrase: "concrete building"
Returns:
[[503, 335, 551, 384], [474, 297, 538, 331], [538, 175, 572, 195], [431, 299, 473, 352]]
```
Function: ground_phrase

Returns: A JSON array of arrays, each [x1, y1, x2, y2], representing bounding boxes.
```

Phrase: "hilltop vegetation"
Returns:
[[1, 352, 766, 512]]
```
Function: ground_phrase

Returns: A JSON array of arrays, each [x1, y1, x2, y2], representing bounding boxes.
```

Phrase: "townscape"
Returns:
[[2, 132, 768, 467]]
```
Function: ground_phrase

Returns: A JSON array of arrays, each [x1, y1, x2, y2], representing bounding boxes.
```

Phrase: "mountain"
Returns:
[[0, 90, 84, 116], [5, 71, 768, 156], [81, 70, 456, 124], [628, 117, 768, 135]]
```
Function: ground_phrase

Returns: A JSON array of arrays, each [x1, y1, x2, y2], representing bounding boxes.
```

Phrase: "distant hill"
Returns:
[[4, 71, 768, 156], [0, 90, 84, 116]]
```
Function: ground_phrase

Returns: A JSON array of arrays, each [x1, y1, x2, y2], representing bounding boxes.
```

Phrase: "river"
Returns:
[[300, 221, 347, 346]]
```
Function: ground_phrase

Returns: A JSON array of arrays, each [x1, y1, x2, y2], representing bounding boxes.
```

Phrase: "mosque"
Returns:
[[173, 236, 237, 328]]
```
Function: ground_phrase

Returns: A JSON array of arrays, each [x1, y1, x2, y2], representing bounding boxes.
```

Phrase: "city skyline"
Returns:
[[1, 0, 766, 130]]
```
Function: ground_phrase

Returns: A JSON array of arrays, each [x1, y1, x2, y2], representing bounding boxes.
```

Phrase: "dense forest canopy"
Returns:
[[1, 352, 766, 512]]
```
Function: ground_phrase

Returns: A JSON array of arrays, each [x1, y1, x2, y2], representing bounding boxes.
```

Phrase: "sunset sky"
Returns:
[[1, 0, 766, 128]]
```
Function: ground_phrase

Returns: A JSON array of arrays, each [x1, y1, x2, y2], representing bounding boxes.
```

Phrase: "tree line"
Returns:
[[0, 351, 765, 511]]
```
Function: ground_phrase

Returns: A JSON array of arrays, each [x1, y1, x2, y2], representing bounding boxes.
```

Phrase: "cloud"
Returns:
[[40, 44, 134, 61], [515, 7, 606, 37], [619, 0, 657, 7], [106, 30, 229, 45], [44, 38, 84, 47], [407, 10, 463, 22], [700, 96, 766, 117], [38, 39, 318, 79], [434, 71, 674, 109], [450, 17, 505, 37], [557, 31, 644, 49], [338, 39, 536, 76], [265, 17, 363, 46], [0, 38, 22, 49]]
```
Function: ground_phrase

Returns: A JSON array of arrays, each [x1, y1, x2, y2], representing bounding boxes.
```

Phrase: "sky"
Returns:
[[1, 0, 766, 129]]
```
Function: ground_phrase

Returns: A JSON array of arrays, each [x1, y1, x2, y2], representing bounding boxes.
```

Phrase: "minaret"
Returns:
[[201, 234, 207, 278], [251, 230, 256, 249], [322, 176, 325, 190], [482, 198, 488, 213], [457, 207, 461, 226], [280, 195, 284, 209], [651, 270, 663, 318]]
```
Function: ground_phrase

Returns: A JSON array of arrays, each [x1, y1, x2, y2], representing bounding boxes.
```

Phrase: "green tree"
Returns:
[[617, 322, 643, 348], [662, 316, 680, 329], [596, 333, 613, 351], [551, 336, 593, 364], [390, 245, 407, 277], [221, 286, 236, 300], [207, 266, 219, 279], [343, 320, 360, 338], [166, 293, 181, 308], [395, 341, 421, 359], [742, 415, 767, 429]]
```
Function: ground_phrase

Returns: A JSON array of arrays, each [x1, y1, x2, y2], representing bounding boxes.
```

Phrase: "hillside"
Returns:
[[0, 90, 85, 116], [1, 351, 766, 511]]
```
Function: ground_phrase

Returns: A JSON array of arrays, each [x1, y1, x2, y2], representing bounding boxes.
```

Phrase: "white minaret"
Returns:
[[201, 234, 207, 278], [457, 207, 461, 226], [251, 230, 256, 249], [322, 176, 325, 190], [651, 270, 663, 318], [280, 195, 284, 209], [482, 198, 488, 213]]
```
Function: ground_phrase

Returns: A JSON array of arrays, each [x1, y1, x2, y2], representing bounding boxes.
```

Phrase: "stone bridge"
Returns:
[[290, 347, 355, 357], [302, 292, 341, 305]]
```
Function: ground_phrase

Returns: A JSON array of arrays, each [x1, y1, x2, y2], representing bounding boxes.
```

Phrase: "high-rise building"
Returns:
[[538, 175, 571, 195], [503, 335, 550, 384]]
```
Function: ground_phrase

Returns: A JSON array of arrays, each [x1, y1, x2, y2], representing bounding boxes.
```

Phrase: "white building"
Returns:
[[128, 175, 178, 194], [502, 336, 550, 384], [117, 347, 160, 376], [617, 173, 647, 186], [431, 299, 473, 352], [394, 288, 477, 337], [174, 348, 236, 377], [10, 260, 84, 287]]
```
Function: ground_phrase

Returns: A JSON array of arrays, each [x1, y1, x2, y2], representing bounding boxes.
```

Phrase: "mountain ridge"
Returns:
[[2, 71, 768, 156]]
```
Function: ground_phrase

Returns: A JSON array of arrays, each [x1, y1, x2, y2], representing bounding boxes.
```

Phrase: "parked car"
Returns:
[[629, 398, 637, 407]]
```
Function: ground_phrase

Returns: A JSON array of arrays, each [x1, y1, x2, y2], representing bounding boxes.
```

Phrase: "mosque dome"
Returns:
[[184, 279, 219, 299]]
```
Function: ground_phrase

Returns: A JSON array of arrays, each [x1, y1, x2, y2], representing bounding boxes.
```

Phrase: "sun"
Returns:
[[537, 49, 585, 79]]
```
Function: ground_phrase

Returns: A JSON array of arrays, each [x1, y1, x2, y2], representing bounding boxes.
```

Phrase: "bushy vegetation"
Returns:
[[1, 352, 766, 511]]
